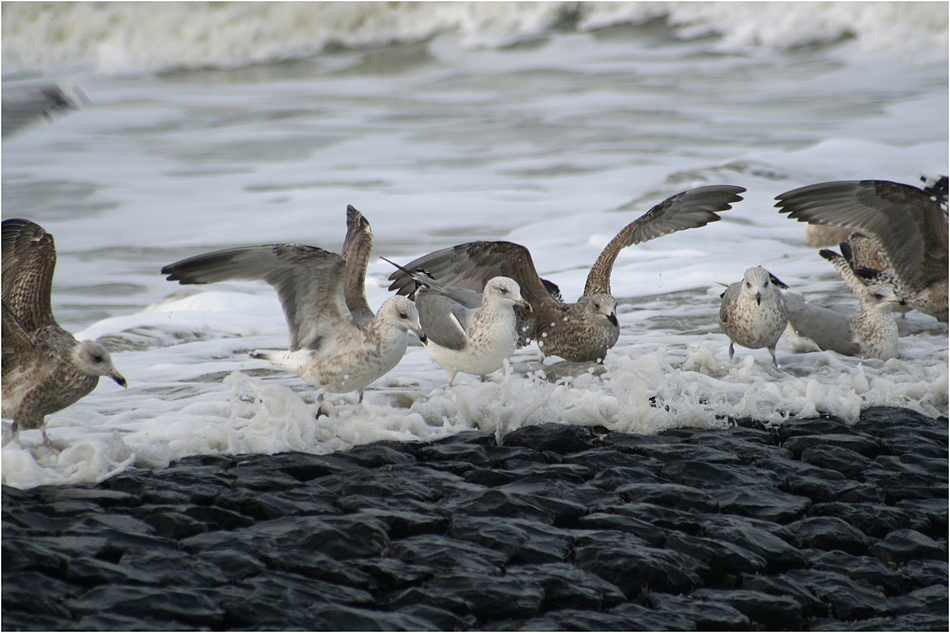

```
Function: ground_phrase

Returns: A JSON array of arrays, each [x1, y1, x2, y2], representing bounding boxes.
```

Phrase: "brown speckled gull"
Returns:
[[389, 185, 746, 363], [776, 178, 948, 322], [718, 267, 788, 367], [2, 218, 127, 453]]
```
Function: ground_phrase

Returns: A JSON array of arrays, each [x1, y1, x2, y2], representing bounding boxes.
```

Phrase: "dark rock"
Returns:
[[661, 460, 784, 489], [665, 532, 768, 581], [896, 498, 948, 538], [447, 487, 586, 524], [700, 522, 811, 572], [785, 516, 873, 554], [213, 487, 338, 520], [394, 603, 478, 631], [464, 462, 590, 487], [609, 502, 706, 535], [604, 436, 742, 465], [132, 505, 209, 540], [356, 508, 450, 539], [647, 592, 752, 630], [421, 571, 546, 620], [784, 433, 880, 459], [691, 588, 803, 630], [573, 530, 708, 597], [799, 444, 877, 479], [391, 534, 508, 573], [785, 568, 898, 620], [809, 502, 924, 537], [776, 415, 855, 441], [65, 584, 225, 628], [576, 512, 669, 546], [707, 485, 811, 523], [448, 515, 572, 563], [869, 529, 948, 564], [195, 548, 267, 581], [810, 550, 915, 595], [505, 562, 627, 610], [740, 573, 829, 618], [416, 442, 490, 464], [503, 422, 594, 454], [119, 548, 230, 587], [616, 482, 720, 513], [183, 504, 255, 530]]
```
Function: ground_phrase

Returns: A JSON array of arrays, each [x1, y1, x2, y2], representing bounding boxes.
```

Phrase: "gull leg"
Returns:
[[315, 393, 327, 419], [769, 346, 779, 368], [41, 428, 56, 455], [728, 342, 736, 361]]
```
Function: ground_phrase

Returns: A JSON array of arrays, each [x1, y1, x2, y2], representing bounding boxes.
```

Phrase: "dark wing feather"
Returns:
[[584, 185, 746, 295], [2, 83, 78, 138], [1, 218, 59, 332], [775, 180, 948, 289], [162, 244, 352, 351], [388, 241, 558, 312], [341, 205, 375, 324]]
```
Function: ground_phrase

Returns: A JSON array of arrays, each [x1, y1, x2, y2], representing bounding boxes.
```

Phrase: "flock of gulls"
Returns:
[[2, 174, 947, 453]]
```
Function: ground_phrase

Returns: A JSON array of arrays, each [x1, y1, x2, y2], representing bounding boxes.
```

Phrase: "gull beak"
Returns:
[[112, 372, 128, 388], [608, 312, 619, 327], [517, 299, 532, 313], [755, 291, 762, 306]]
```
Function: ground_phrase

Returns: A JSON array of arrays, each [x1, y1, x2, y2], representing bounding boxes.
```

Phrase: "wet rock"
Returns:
[[810, 550, 914, 595], [784, 568, 898, 620], [665, 532, 768, 581], [573, 530, 708, 597], [616, 482, 720, 513], [391, 534, 507, 573], [785, 516, 873, 554], [700, 522, 811, 572], [504, 422, 594, 454], [708, 485, 811, 523], [647, 592, 751, 630], [66, 584, 225, 628], [740, 573, 829, 618], [810, 502, 925, 537], [691, 587, 803, 630], [505, 562, 627, 610], [448, 515, 572, 563], [869, 529, 948, 564], [2, 405, 945, 630]]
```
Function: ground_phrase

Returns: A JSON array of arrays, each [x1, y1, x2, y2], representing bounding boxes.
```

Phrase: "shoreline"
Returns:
[[3, 405, 947, 630]]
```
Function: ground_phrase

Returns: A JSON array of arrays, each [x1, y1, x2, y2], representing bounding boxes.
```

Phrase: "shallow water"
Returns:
[[2, 2, 947, 488]]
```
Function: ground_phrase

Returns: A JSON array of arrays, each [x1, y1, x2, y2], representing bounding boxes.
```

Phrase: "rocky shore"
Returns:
[[3, 405, 947, 631]]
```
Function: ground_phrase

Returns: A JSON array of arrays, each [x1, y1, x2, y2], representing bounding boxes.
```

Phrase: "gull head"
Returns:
[[380, 295, 426, 343], [484, 276, 530, 312], [74, 341, 127, 387], [580, 293, 618, 327], [742, 266, 776, 306]]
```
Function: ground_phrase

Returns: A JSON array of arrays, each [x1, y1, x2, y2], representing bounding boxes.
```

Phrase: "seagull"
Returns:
[[717, 267, 788, 367], [383, 257, 529, 386], [162, 206, 425, 416], [2, 218, 127, 453], [784, 249, 901, 361], [388, 185, 746, 362], [776, 177, 948, 322], [2, 83, 81, 138]]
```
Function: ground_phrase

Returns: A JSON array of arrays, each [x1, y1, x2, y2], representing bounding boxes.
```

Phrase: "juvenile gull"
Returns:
[[388, 185, 746, 362], [384, 258, 529, 386], [2, 219, 127, 453], [162, 206, 425, 416], [776, 178, 948, 322], [717, 267, 788, 367], [784, 249, 901, 360]]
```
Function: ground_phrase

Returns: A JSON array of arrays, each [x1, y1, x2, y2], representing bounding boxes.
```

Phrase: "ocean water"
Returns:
[[2, 2, 947, 489]]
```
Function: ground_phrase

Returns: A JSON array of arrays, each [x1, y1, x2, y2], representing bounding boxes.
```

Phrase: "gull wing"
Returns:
[[585, 185, 746, 295], [163, 244, 354, 351]]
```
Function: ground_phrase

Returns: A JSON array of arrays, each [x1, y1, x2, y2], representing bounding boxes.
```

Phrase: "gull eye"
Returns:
[[93, 354, 104, 363], [399, 311, 408, 319]]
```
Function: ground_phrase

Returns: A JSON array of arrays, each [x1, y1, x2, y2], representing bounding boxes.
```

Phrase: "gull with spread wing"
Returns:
[[2, 219, 127, 453], [162, 206, 425, 416], [388, 185, 745, 362]]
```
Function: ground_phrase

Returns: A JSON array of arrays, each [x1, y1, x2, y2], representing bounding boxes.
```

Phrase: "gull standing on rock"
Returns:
[[776, 178, 948, 322], [388, 185, 746, 362], [2, 219, 127, 453], [384, 257, 529, 386], [162, 206, 425, 416], [783, 249, 902, 360], [718, 267, 788, 367]]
